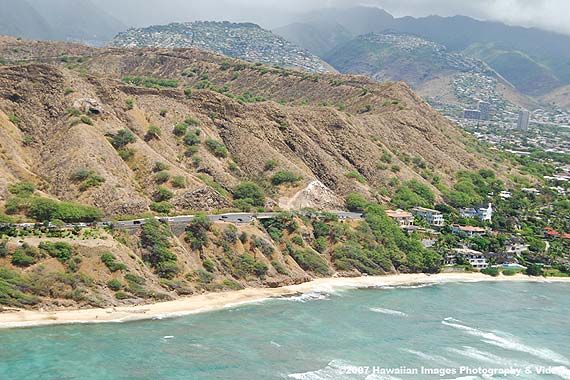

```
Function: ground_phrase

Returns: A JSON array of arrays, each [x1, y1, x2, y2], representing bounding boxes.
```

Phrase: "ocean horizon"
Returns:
[[1, 281, 569, 380]]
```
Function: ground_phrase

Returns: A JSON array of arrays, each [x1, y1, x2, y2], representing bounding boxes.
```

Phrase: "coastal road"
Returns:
[[113, 211, 364, 230]]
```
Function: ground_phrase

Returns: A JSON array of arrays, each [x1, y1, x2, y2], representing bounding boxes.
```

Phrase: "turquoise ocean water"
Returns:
[[1, 281, 569, 380]]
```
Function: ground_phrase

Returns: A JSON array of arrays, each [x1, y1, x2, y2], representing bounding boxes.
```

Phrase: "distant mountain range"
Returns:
[[0, 0, 124, 45], [111, 21, 334, 73], [274, 7, 570, 100]]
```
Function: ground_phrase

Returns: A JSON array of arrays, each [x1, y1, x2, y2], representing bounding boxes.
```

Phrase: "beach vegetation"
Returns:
[[141, 219, 179, 279]]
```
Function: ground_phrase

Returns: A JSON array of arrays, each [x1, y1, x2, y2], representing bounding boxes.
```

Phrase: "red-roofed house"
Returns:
[[386, 210, 414, 227], [452, 224, 487, 237], [544, 228, 561, 239]]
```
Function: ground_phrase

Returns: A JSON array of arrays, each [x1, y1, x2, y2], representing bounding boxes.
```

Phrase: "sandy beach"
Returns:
[[1, 272, 569, 329]]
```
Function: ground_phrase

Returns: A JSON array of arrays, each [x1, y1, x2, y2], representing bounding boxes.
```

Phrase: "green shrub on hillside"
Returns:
[[0, 268, 40, 307], [141, 219, 179, 279], [171, 176, 186, 189], [290, 249, 330, 275], [150, 201, 173, 214], [153, 162, 170, 172], [185, 213, 212, 250], [80, 116, 93, 126], [154, 171, 170, 184], [345, 194, 367, 212], [39, 242, 73, 263], [173, 123, 188, 136], [71, 170, 105, 191], [107, 279, 122, 291], [154, 187, 174, 202], [233, 182, 265, 209], [101, 253, 128, 272], [345, 171, 367, 184], [264, 159, 278, 171], [271, 171, 303, 186], [393, 180, 435, 209], [109, 129, 136, 149], [205, 139, 228, 158], [184, 131, 200, 146], [7, 197, 102, 223], [11, 245, 38, 267], [145, 125, 161, 140], [8, 182, 36, 196], [123, 76, 179, 89]]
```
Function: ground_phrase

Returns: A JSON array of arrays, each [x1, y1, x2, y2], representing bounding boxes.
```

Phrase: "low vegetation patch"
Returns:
[[123, 76, 179, 89], [271, 171, 303, 186], [101, 252, 128, 272]]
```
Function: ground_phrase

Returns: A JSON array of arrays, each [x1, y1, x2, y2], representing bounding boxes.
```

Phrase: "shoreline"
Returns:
[[1, 273, 569, 330]]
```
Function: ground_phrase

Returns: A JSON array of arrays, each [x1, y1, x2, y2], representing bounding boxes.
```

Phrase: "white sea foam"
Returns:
[[270, 341, 282, 348], [442, 320, 570, 366], [369, 307, 408, 317], [446, 346, 525, 367], [548, 366, 570, 380], [287, 359, 361, 380], [285, 292, 331, 303], [375, 282, 439, 290], [403, 349, 457, 367], [287, 360, 406, 380], [365, 375, 404, 380], [444, 317, 464, 323]]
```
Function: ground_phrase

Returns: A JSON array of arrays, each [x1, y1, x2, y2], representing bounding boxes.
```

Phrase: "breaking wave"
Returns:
[[369, 307, 408, 317], [442, 320, 570, 366]]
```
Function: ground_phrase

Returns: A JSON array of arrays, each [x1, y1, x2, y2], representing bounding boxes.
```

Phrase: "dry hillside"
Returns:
[[0, 36, 510, 216], [0, 36, 515, 310]]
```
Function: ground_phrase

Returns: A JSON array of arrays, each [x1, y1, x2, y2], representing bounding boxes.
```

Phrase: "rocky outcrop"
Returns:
[[171, 187, 232, 211]]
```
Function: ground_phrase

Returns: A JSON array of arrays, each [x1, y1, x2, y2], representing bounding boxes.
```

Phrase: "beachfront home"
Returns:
[[451, 224, 487, 238], [411, 207, 444, 227], [454, 248, 489, 269], [443, 252, 458, 266], [459, 203, 493, 222], [385, 210, 414, 227]]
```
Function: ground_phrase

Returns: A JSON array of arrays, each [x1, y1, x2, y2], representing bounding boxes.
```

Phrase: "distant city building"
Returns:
[[411, 207, 445, 227], [458, 203, 493, 222], [518, 110, 530, 131], [478, 101, 491, 120], [463, 109, 481, 120]]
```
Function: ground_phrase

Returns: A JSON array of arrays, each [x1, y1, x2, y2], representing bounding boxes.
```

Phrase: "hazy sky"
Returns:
[[91, 0, 570, 36]]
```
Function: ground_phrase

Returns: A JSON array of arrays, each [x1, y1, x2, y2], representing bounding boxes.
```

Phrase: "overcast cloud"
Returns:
[[92, 0, 570, 36]]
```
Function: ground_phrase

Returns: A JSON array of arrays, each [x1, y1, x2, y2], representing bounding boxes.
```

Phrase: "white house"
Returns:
[[505, 241, 529, 256], [411, 207, 444, 227], [459, 203, 493, 222], [454, 248, 489, 269]]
